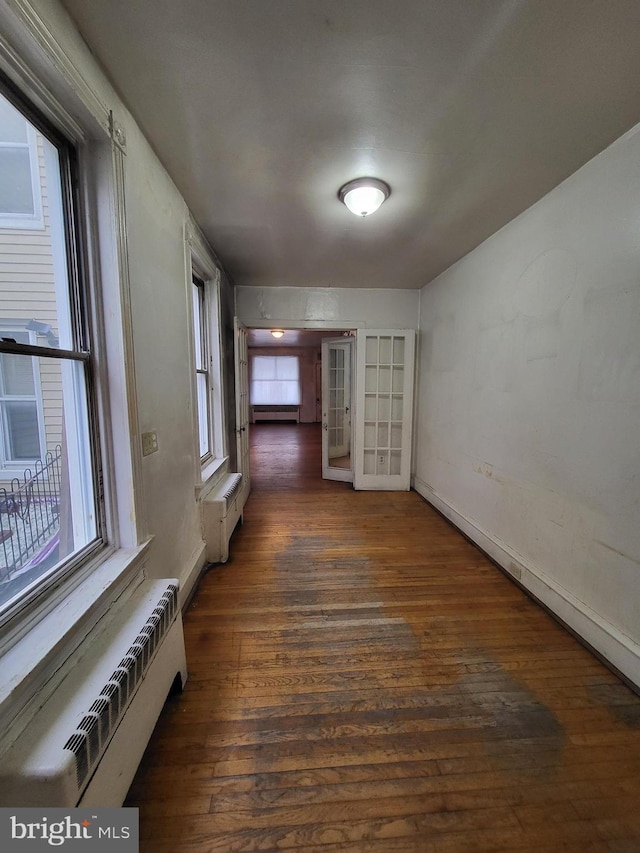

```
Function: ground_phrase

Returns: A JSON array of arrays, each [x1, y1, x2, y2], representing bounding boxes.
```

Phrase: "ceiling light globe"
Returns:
[[338, 178, 391, 217]]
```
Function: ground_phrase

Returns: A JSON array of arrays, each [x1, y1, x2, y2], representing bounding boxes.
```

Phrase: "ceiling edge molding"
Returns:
[[3, 0, 111, 138]]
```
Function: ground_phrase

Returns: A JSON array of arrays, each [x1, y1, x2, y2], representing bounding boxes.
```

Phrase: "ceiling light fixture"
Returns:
[[270, 329, 285, 339], [338, 177, 391, 217]]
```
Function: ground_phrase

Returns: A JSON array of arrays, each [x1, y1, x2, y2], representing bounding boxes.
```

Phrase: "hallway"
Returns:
[[128, 424, 640, 852]]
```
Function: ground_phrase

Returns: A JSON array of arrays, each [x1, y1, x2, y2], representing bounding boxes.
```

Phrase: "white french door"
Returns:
[[354, 329, 415, 490], [234, 317, 250, 490], [321, 336, 354, 483]]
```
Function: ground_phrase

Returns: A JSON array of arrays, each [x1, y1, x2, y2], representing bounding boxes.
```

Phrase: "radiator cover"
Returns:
[[0, 579, 187, 807], [201, 473, 245, 563], [251, 405, 300, 422]]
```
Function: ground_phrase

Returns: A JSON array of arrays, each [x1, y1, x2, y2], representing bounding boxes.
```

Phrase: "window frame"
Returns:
[[0, 10, 155, 739], [0, 76, 105, 632], [192, 272, 212, 463], [187, 224, 226, 492], [250, 354, 301, 406]]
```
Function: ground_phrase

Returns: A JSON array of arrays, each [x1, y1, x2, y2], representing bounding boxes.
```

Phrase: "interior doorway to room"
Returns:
[[246, 327, 352, 482], [245, 327, 416, 491]]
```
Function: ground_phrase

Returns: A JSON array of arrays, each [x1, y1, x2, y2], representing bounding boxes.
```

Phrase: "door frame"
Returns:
[[234, 317, 250, 492], [321, 335, 355, 483]]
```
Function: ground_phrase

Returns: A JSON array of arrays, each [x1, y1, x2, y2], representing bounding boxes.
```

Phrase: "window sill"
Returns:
[[0, 462, 41, 476], [0, 539, 152, 738], [196, 456, 228, 500]]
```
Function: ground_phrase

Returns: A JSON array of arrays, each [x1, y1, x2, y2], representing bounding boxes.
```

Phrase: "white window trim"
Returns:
[[0, 3, 149, 735], [0, 97, 105, 626], [0, 538, 151, 737], [192, 273, 212, 464], [0, 122, 44, 230], [185, 220, 227, 495], [250, 354, 302, 406]]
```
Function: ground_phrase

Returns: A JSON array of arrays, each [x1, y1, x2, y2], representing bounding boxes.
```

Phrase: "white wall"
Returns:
[[236, 285, 419, 331], [415, 125, 640, 686], [122, 121, 207, 582], [0, 0, 236, 602]]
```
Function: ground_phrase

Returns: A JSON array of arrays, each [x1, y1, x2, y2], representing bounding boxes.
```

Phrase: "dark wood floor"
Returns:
[[127, 423, 640, 852]]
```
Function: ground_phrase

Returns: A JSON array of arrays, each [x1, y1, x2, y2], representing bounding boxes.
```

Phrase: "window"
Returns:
[[0, 329, 44, 464], [0, 93, 43, 229], [0, 84, 101, 621], [188, 227, 225, 485], [192, 273, 211, 461], [250, 355, 300, 405]]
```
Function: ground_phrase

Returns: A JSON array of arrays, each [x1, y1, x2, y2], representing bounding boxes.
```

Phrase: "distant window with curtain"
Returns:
[[251, 356, 300, 405]]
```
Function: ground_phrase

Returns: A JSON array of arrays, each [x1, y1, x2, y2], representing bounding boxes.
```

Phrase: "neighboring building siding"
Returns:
[[0, 132, 62, 487]]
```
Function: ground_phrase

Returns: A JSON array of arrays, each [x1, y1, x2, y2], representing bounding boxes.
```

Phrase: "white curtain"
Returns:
[[251, 356, 300, 405]]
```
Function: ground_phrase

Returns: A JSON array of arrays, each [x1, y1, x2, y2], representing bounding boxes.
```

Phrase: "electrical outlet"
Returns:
[[378, 455, 385, 464], [508, 560, 522, 581], [141, 431, 158, 456]]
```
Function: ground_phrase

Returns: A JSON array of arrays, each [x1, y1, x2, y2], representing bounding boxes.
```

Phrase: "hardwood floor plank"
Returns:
[[137, 805, 523, 847], [126, 424, 640, 852]]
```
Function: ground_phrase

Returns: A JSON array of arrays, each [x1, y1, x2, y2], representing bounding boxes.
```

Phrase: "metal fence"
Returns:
[[0, 445, 62, 581]]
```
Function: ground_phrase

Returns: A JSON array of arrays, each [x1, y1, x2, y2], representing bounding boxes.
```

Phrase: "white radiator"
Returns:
[[251, 405, 300, 422], [0, 579, 187, 808], [201, 472, 245, 563]]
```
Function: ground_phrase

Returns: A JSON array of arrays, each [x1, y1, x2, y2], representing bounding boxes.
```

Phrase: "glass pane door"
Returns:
[[234, 318, 250, 490], [354, 329, 415, 490], [321, 337, 353, 483]]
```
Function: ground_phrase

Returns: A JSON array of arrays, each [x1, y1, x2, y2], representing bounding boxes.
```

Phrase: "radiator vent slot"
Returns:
[[88, 698, 111, 744], [63, 582, 178, 789], [220, 473, 242, 507], [63, 733, 89, 789]]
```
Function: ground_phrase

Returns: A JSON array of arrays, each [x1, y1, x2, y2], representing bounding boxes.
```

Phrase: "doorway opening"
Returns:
[[246, 327, 353, 482], [243, 327, 416, 491]]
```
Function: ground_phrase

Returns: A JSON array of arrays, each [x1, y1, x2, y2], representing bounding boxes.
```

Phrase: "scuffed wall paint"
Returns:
[[236, 285, 419, 330], [416, 124, 640, 662]]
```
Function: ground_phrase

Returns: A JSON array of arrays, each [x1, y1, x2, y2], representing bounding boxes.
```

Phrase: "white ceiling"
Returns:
[[61, 0, 640, 290]]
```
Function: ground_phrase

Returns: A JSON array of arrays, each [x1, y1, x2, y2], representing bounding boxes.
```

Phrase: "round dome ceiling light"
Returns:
[[338, 177, 391, 217]]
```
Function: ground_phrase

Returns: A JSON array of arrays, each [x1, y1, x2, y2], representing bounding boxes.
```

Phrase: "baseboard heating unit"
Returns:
[[0, 579, 187, 807], [202, 472, 245, 563], [251, 405, 300, 422]]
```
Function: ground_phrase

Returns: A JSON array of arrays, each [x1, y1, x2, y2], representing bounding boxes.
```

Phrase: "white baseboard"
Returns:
[[179, 543, 207, 612], [413, 475, 640, 691]]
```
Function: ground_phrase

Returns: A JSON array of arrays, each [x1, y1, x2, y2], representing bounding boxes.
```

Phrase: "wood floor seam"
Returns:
[[127, 424, 640, 852]]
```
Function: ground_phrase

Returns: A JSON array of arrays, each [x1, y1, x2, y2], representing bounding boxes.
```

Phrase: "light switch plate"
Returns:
[[141, 431, 158, 456]]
